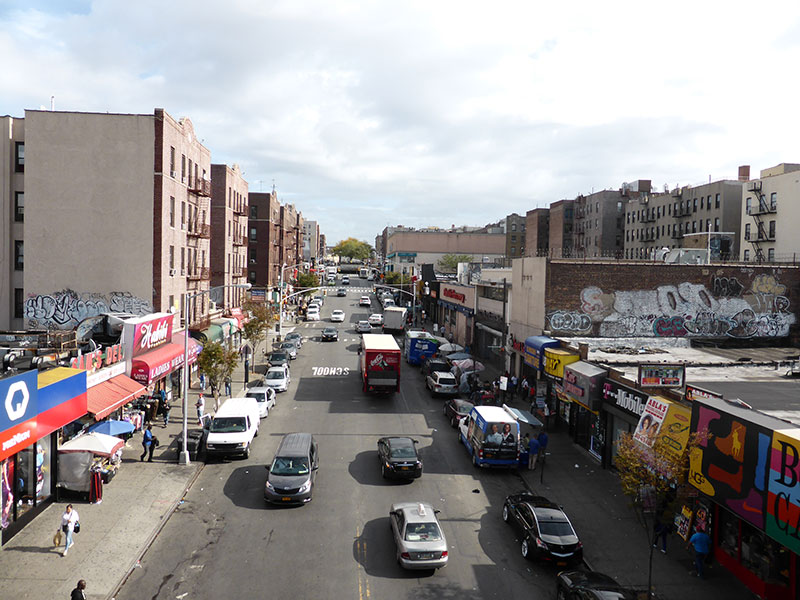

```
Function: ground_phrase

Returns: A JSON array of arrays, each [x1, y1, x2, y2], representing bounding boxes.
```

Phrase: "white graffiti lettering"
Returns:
[[24, 290, 151, 329]]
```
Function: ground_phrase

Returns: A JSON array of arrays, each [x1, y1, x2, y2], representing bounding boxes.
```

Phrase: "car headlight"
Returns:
[[237, 442, 247, 449], [298, 480, 312, 493], [266, 481, 275, 491]]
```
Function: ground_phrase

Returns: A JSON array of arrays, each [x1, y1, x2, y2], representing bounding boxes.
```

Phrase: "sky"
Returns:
[[3, 1, 800, 246]]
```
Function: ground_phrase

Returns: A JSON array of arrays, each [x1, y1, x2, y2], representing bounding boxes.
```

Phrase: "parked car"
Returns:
[[284, 332, 303, 348], [246, 386, 277, 418], [266, 351, 290, 368], [341, 276, 350, 285], [356, 320, 372, 333], [390, 502, 448, 570], [556, 570, 638, 600], [359, 296, 372, 307], [368, 313, 384, 326], [337, 288, 347, 297], [331, 309, 346, 322], [264, 365, 291, 392], [321, 327, 339, 341], [279, 341, 298, 359], [313, 295, 324, 306], [421, 357, 451, 378], [426, 371, 459, 396], [502, 491, 583, 566], [443, 398, 474, 428], [377, 436, 422, 480]]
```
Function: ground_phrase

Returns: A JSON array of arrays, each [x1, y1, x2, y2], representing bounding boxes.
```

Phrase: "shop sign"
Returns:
[[659, 402, 691, 459], [685, 384, 722, 403], [563, 362, 606, 412], [69, 343, 125, 373], [601, 380, 648, 418], [131, 350, 186, 385], [133, 314, 174, 355], [638, 363, 685, 388], [0, 370, 38, 461], [86, 361, 127, 388], [442, 287, 466, 304], [543, 348, 579, 381], [633, 396, 669, 448]]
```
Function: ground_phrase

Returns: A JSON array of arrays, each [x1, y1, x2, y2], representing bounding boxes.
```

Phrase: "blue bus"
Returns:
[[458, 405, 520, 468], [403, 331, 445, 365]]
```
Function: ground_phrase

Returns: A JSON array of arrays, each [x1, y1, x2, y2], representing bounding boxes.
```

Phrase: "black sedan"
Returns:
[[321, 327, 339, 341], [420, 357, 450, 378], [442, 398, 474, 428], [556, 570, 637, 600], [502, 491, 583, 566], [266, 351, 290, 367], [377, 437, 422, 480]]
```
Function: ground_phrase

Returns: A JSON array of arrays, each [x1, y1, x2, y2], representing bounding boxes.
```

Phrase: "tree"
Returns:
[[383, 272, 411, 285], [241, 300, 273, 371], [615, 427, 706, 598], [332, 238, 371, 261], [294, 272, 319, 291], [196, 341, 239, 412], [437, 254, 472, 272]]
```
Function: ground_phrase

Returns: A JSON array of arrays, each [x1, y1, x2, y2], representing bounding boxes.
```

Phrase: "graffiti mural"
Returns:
[[547, 273, 795, 338], [24, 290, 151, 329]]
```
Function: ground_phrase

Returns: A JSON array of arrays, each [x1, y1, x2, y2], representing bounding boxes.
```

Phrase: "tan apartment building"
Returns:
[[524, 208, 550, 257], [303, 219, 319, 263], [0, 115, 25, 329], [575, 182, 650, 259], [625, 176, 744, 261], [740, 163, 800, 263], [7, 109, 215, 331], [504, 213, 526, 264], [248, 190, 282, 294], [548, 199, 576, 257], [385, 228, 506, 274], [210, 163, 249, 310], [280, 203, 303, 273]]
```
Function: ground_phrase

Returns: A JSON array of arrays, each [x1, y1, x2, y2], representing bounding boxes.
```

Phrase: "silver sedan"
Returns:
[[389, 502, 448, 570]]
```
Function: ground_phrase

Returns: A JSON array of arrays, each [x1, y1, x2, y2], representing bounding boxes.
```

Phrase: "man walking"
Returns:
[[687, 528, 711, 578], [196, 393, 205, 425], [71, 579, 87, 599], [140, 425, 154, 462], [527, 434, 540, 470]]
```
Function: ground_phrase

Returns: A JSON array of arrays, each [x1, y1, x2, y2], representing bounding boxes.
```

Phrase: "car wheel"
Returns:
[[264, 408, 269, 419], [244, 445, 251, 459], [450, 416, 457, 428], [521, 538, 530, 559], [502, 504, 510, 522]]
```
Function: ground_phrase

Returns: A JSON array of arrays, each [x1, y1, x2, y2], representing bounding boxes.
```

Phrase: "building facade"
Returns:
[[0, 115, 25, 329], [210, 163, 249, 310], [548, 200, 576, 258], [524, 208, 550, 257], [575, 183, 650, 258], [247, 190, 282, 292], [504, 213, 526, 264], [302, 219, 319, 263], [384, 229, 506, 273]]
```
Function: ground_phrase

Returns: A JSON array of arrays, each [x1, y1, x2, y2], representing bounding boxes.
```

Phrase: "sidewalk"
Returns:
[[0, 357, 254, 600]]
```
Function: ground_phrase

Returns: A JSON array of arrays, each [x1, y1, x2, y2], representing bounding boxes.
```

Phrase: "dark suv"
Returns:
[[421, 357, 450, 378]]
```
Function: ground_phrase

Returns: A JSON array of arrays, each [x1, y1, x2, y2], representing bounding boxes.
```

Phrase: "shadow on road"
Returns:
[[352, 517, 434, 580], [222, 465, 268, 510], [348, 450, 415, 487]]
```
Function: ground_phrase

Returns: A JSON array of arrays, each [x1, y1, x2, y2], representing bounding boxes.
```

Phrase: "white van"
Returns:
[[205, 397, 260, 460]]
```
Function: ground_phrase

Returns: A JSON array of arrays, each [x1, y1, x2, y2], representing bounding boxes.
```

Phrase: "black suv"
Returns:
[[421, 357, 450, 378], [556, 570, 637, 600]]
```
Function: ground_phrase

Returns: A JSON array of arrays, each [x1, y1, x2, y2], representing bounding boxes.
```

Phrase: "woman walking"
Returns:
[[60, 504, 79, 556]]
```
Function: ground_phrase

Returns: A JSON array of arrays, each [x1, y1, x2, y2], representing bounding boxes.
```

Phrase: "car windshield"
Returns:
[[456, 402, 473, 415], [246, 392, 265, 402], [271, 457, 310, 476], [266, 371, 285, 380], [538, 520, 575, 537], [389, 445, 417, 459], [209, 416, 247, 433], [280, 343, 294, 349], [404, 522, 442, 542], [271, 353, 287, 360]]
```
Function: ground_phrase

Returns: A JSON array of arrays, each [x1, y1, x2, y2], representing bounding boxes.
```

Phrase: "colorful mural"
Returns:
[[547, 274, 795, 338], [24, 289, 151, 329]]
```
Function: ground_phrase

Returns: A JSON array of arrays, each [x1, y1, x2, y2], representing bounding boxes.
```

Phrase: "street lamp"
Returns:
[[180, 282, 252, 465]]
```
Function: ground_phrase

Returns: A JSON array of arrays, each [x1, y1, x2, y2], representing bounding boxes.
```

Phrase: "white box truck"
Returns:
[[383, 306, 407, 334]]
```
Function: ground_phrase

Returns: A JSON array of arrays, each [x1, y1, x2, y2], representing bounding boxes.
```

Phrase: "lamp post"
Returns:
[[180, 282, 252, 465], [278, 262, 306, 340]]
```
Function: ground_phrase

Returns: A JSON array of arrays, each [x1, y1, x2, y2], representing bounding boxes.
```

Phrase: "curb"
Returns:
[[106, 462, 205, 600]]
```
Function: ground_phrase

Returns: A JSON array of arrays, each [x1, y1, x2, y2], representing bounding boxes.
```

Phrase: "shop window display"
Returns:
[[16, 446, 36, 518], [589, 412, 605, 460], [36, 438, 51, 504], [740, 521, 789, 585], [1, 459, 13, 529]]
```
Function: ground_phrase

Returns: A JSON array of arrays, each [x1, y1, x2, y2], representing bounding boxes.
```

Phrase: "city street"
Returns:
[[115, 280, 558, 600]]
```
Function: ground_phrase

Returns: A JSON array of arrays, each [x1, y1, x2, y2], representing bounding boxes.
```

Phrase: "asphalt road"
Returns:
[[116, 278, 563, 600]]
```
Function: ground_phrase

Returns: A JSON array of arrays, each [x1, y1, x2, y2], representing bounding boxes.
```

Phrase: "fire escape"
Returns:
[[744, 181, 776, 262]]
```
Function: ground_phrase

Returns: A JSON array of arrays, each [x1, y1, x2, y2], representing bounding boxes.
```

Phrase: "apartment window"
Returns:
[[181, 248, 185, 273], [14, 241, 23, 270], [699, 197, 704, 210], [745, 197, 752, 213], [699, 220, 703, 232], [511, 223, 517, 231], [15, 142, 24, 172], [14, 288, 23, 319], [228, 221, 231, 238], [250, 205, 258, 219], [714, 218, 720, 232], [181, 155, 186, 182], [693, 198, 697, 212], [169, 196, 175, 227], [168, 295, 175, 311], [715, 193, 720, 208], [181, 202, 186, 229], [770, 192, 778, 210], [744, 223, 751, 240], [511, 247, 516, 255], [692, 221, 697, 233], [250, 227, 257, 241], [768, 248, 775, 262], [169, 245, 175, 269], [707, 219, 711, 232], [769, 220, 776, 239], [14, 192, 24, 222], [228, 187, 232, 208], [744, 249, 750, 261]]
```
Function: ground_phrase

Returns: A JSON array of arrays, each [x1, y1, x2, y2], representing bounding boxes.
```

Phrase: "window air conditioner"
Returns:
[[169, 268, 176, 276]]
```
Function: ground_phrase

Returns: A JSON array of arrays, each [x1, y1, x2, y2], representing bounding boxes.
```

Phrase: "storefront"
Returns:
[[562, 361, 607, 463], [543, 347, 580, 432], [437, 284, 475, 349], [600, 378, 648, 468], [522, 336, 559, 383], [1, 368, 87, 543], [688, 395, 800, 600]]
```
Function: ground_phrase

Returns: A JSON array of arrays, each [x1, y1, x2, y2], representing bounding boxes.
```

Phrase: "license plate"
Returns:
[[400, 466, 410, 470], [557, 561, 567, 566], [282, 497, 292, 502], [417, 553, 433, 559]]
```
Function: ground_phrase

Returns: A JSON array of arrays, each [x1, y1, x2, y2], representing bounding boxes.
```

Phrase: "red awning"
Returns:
[[87, 375, 146, 420], [130, 342, 185, 385]]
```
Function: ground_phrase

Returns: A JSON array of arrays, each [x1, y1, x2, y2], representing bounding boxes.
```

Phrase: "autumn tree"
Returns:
[[196, 341, 239, 412], [437, 254, 472, 272], [332, 238, 371, 261], [241, 300, 272, 371], [294, 272, 319, 291]]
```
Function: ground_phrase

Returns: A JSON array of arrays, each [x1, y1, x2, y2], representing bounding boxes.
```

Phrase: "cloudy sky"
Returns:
[[3, 1, 800, 245]]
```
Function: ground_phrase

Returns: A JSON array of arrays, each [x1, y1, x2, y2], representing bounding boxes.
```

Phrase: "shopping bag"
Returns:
[[53, 529, 62, 547]]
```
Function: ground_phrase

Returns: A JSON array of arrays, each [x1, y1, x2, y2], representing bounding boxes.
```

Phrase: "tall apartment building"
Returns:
[[247, 190, 282, 292], [625, 177, 743, 260], [280, 203, 303, 271], [318, 233, 326, 260], [1, 108, 214, 331], [740, 163, 800, 263], [0, 115, 25, 329], [575, 182, 650, 258], [524, 208, 550, 257], [505, 213, 526, 263], [210, 163, 249, 309], [548, 199, 576, 257], [302, 220, 319, 263]]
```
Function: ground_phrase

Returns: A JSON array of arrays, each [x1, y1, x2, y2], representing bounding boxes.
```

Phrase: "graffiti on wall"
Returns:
[[546, 274, 795, 338], [689, 402, 800, 554], [24, 290, 151, 329]]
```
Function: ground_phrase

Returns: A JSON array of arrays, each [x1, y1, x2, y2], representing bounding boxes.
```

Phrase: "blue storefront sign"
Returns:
[[523, 336, 559, 371], [0, 371, 39, 461]]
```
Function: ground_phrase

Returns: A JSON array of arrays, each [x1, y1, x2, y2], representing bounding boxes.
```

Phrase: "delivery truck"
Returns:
[[383, 306, 407, 334], [404, 330, 446, 365], [360, 333, 401, 393]]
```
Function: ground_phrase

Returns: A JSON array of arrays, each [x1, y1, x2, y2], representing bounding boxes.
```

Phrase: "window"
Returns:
[[769, 220, 776, 239], [511, 223, 517, 231], [707, 219, 711, 232], [744, 249, 750, 261], [250, 205, 258, 218], [770, 192, 778, 210], [714, 218, 720, 232], [250, 227, 257, 241], [745, 196, 752, 213], [14, 241, 23, 270], [693, 198, 697, 212], [14, 192, 24, 222], [715, 193, 720, 209], [169, 245, 175, 269], [228, 221, 231, 238], [181, 248, 185, 273], [511, 246, 516, 255], [168, 295, 174, 311], [692, 221, 697, 233], [745, 223, 751, 240], [15, 142, 24, 172], [14, 288, 23, 319], [768, 248, 775, 262], [181, 155, 186, 182], [169, 147, 176, 176], [169, 196, 175, 227], [699, 197, 704, 210]]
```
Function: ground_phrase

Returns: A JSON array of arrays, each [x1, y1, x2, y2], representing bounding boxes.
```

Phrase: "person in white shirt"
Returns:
[[60, 504, 79, 556]]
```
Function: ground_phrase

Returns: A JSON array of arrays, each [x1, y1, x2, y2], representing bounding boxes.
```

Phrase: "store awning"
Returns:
[[87, 375, 146, 421], [212, 318, 234, 338], [191, 324, 224, 344], [130, 343, 185, 385], [173, 333, 203, 365]]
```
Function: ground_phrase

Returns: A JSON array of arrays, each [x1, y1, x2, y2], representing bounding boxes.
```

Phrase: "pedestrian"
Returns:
[[196, 394, 205, 425], [71, 579, 87, 599], [528, 434, 540, 470], [140, 425, 153, 462], [537, 430, 549, 463], [521, 376, 530, 400], [60, 504, 79, 556], [686, 528, 711, 578], [199, 373, 206, 390], [163, 399, 171, 427], [224, 375, 232, 397], [159, 387, 166, 408], [510, 374, 518, 399], [653, 516, 670, 554]]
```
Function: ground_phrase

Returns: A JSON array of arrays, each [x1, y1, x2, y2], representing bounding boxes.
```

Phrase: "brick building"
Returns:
[[247, 190, 282, 293], [210, 163, 249, 310], [524, 208, 550, 257]]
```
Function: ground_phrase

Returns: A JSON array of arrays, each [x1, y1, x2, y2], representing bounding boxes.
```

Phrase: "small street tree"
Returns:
[[241, 300, 273, 371], [437, 253, 472, 272], [332, 238, 372, 261], [294, 272, 319, 291], [196, 341, 239, 412]]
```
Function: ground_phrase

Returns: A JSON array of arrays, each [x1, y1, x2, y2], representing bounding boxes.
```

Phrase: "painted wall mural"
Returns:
[[689, 401, 800, 554], [24, 289, 151, 329], [547, 273, 795, 338]]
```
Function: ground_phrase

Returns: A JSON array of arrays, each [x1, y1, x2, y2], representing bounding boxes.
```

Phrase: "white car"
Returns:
[[246, 386, 277, 418], [264, 365, 291, 392], [331, 309, 346, 322], [356, 320, 372, 333], [305, 310, 320, 322], [359, 296, 372, 307], [368, 313, 384, 326]]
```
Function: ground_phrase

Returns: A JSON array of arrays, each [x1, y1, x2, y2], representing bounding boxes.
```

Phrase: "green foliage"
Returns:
[[241, 299, 272, 361], [332, 238, 372, 261], [383, 271, 410, 285], [295, 272, 319, 290], [196, 341, 239, 410], [437, 254, 473, 272]]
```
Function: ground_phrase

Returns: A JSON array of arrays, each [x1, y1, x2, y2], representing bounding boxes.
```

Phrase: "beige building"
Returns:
[[5, 108, 214, 330], [385, 229, 506, 274], [210, 163, 249, 310], [740, 163, 800, 263]]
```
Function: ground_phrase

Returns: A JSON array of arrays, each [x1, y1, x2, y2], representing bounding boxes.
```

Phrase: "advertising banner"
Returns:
[[638, 363, 685, 388], [122, 313, 175, 361], [633, 396, 669, 447], [543, 348, 580, 381], [0, 370, 39, 461], [685, 384, 722, 403]]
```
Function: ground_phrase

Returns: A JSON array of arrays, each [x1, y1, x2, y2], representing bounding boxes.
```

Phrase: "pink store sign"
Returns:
[[123, 313, 175, 358]]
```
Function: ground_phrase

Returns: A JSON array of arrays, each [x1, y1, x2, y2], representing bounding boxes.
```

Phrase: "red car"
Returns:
[[442, 398, 474, 428]]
